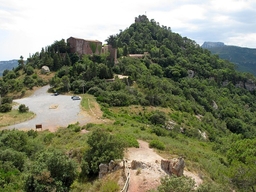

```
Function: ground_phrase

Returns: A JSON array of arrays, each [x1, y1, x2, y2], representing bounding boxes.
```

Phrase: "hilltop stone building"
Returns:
[[67, 37, 117, 63]]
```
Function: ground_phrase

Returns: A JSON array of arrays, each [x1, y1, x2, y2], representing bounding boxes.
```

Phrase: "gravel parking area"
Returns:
[[7, 85, 90, 131]]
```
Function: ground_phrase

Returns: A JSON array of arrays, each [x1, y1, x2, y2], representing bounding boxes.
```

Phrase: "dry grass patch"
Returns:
[[0, 110, 35, 128], [81, 94, 103, 118], [110, 105, 173, 115], [35, 69, 55, 82]]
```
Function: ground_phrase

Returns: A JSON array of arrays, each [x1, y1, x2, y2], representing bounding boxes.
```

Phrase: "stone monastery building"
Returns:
[[67, 37, 117, 63]]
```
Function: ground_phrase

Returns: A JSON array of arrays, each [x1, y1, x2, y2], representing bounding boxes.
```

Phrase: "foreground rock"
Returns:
[[161, 157, 185, 177], [99, 160, 123, 178]]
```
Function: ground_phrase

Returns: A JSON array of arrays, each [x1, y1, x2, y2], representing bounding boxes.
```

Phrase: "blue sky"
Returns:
[[0, 0, 256, 61]]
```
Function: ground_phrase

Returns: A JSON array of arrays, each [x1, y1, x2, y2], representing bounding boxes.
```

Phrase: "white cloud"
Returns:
[[227, 33, 256, 47], [0, 0, 256, 60]]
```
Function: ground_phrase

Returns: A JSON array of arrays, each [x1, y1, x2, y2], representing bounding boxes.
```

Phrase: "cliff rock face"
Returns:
[[161, 157, 185, 177], [222, 79, 256, 92], [201, 42, 225, 48], [245, 79, 256, 91]]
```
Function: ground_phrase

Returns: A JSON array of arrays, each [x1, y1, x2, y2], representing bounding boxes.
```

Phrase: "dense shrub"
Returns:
[[151, 127, 168, 136], [157, 176, 195, 192], [149, 111, 166, 125], [0, 130, 28, 152], [0, 148, 26, 171], [24, 149, 77, 191], [18, 104, 29, 113], [0, 103, 12, 112], [116, 134, 139, 148], [67, 123, 81, 132], [149, 139, 165, 150], [1, 96, 13, 104]]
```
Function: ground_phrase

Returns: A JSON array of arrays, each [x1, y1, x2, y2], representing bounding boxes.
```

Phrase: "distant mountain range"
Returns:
[[0, 60, 19, 76], [202, 42, 256, 76]]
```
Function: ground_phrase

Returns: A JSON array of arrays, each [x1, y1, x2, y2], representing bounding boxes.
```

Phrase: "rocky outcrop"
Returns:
[[245, 79, 256, 91], [223, 79, 256, 92], [161, 157, 185, 177], [235, 81, 244, 89], [212, 100, 218, 110], [41, 66, 50, 74], [99, 163, 109, 178], [201, 42, 225, 48], [187, 70, 195, 78], [131, 160, 147, 169], [98, 160, 123, 179]]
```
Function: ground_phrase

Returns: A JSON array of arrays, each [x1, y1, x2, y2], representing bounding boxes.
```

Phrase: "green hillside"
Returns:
[[0, 15, 255, 191], [202, 42, 256, 76], [0, 60, 18, 76]]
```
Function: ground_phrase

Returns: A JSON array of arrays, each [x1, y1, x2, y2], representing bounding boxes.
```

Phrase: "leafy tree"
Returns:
[[106, 35, 117, 48], [50, 39, 68, 53], [61, 75, 70, 92], [0, 148, 26, 171], [18, 55, 25, 69], [149, 63, 163, 77], [25, 66, 34, 75], [1, 96, 13, 104], [228, 160, 256, 192], [0, 130, 28, 152], [97, 63, 113, 79], [53, 53, 61, 71], [149, 111, 166, 125], [24, 149, 77, 192], [64, 53, 72, 66], [226, 138, 256, 191], [81, 129, 124, 176], [23, 76, 35, 89], [3, 70, 16, 81], [0, 160, 21, 190], [225, 117, 245, 134]]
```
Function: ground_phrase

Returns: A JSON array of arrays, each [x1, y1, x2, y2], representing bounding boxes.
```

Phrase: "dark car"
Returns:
[[71, 96, 81, 100]]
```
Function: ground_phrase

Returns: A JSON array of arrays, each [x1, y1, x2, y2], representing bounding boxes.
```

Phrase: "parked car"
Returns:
[[71, 95, 81, 100], [54, 92, 59, 96]]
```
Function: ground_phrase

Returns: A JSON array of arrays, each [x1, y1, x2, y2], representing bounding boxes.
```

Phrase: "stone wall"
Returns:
[[67, 37, 117, 63], [67, 37, 102, 56]]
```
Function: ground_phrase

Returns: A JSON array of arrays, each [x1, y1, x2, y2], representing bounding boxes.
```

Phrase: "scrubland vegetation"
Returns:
[[0, 15, 255, 191]]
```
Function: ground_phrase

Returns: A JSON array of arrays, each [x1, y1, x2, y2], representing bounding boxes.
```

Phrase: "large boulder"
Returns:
[[161, 157, 185, 177], [99, 160, 124, 178], [41, 66, 50, 74], [99, 163, 109, 179], [131, 160, 147, 169]]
